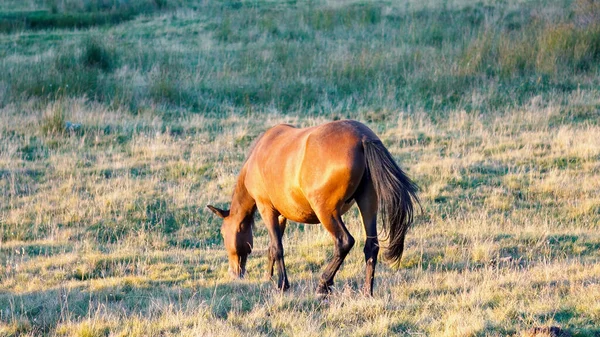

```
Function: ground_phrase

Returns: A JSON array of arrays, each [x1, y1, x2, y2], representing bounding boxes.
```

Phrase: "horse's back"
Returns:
[[245, 120, 378, 222], [303, 120, 378, 144], [253, 120, 377, 177], [257, 120, 377, 153]]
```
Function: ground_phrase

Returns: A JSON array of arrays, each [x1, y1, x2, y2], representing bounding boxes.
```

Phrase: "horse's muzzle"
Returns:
[[228, 254, 248, 279]]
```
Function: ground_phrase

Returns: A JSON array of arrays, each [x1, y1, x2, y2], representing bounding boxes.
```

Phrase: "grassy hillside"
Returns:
[[1, 0, 599, 336]]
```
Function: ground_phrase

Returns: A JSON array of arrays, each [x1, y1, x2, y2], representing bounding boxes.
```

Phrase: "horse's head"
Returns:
[[207, 205, 253, 279]]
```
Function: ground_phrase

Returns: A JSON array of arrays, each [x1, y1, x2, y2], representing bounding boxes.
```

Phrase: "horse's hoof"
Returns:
[[361, 288, 374, 297], [274, 279, 290, 291], [229, 273, 243, 280], [277, 282, 290, 291], [316, 284, 332, 297], [317, 293, 330, 303], [316, 290, 331, 302]]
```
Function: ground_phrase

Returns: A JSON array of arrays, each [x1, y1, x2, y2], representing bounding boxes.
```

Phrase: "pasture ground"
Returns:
[[1, 0, 600, 336]]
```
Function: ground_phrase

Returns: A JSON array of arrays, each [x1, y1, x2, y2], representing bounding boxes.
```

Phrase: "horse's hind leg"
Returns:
[[258, 205, 290, 290], [264, 215, 287, 281], [355, 180, 379, 296], [315, 211, 355, 295]]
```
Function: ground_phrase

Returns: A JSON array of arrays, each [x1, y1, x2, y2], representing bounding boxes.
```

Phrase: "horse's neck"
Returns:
[[230, 168, 255, 224]]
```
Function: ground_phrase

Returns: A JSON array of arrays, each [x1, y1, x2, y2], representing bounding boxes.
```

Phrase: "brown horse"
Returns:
[[207, 120, 419, 296]]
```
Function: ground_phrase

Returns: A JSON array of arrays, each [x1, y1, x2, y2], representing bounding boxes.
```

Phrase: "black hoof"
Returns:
[[276, 279, 290, 291], [316, 283, 332, 297]]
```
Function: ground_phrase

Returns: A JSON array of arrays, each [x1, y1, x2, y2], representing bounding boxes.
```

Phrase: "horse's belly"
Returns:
[[276, 198, 355, 225], [276, 200, 320, 224], [284, 211, 321, 224], [271, 189, 319, 224]]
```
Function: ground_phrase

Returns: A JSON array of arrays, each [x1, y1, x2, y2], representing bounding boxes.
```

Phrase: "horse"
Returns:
[[207, 119, 419, 296]]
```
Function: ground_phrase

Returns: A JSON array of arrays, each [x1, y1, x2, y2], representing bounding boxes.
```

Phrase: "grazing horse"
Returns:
[[207, 120, 419, 296]]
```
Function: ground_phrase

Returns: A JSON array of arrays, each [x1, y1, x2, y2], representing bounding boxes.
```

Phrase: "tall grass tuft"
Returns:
[[83, 37, 117, 72], [461, 4, 600, 78], [40, 101, 67, 136], [537, 23, 600, 73]]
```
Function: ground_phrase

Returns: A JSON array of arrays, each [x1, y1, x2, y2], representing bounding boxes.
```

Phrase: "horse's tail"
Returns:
[[362, 139, 420, 265]]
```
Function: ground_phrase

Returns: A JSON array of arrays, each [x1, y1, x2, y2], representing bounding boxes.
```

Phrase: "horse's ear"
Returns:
[[207, 205, 230, 218]]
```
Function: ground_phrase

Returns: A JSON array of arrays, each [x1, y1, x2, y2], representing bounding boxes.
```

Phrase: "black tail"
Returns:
[[363, 139, 420, 264]]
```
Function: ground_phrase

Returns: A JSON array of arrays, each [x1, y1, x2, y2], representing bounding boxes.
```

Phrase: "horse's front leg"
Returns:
[[264, 215, 287, 282], [258, 205, 290, 290]]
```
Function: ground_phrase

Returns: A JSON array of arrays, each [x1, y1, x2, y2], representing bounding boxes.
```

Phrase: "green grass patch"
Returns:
[[0, 0, 169, 33], [4, 1, 599, 114]]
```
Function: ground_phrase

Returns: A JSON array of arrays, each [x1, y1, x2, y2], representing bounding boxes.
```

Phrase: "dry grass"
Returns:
[[1, 94, 599, 336], [1, 0, 600, 336]]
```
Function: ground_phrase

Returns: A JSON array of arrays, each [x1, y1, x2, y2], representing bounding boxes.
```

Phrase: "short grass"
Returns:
[[1, 0, 600, 336]]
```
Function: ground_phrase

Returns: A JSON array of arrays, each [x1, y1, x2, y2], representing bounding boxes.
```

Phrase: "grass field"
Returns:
[[1, 0, 600, 336]]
